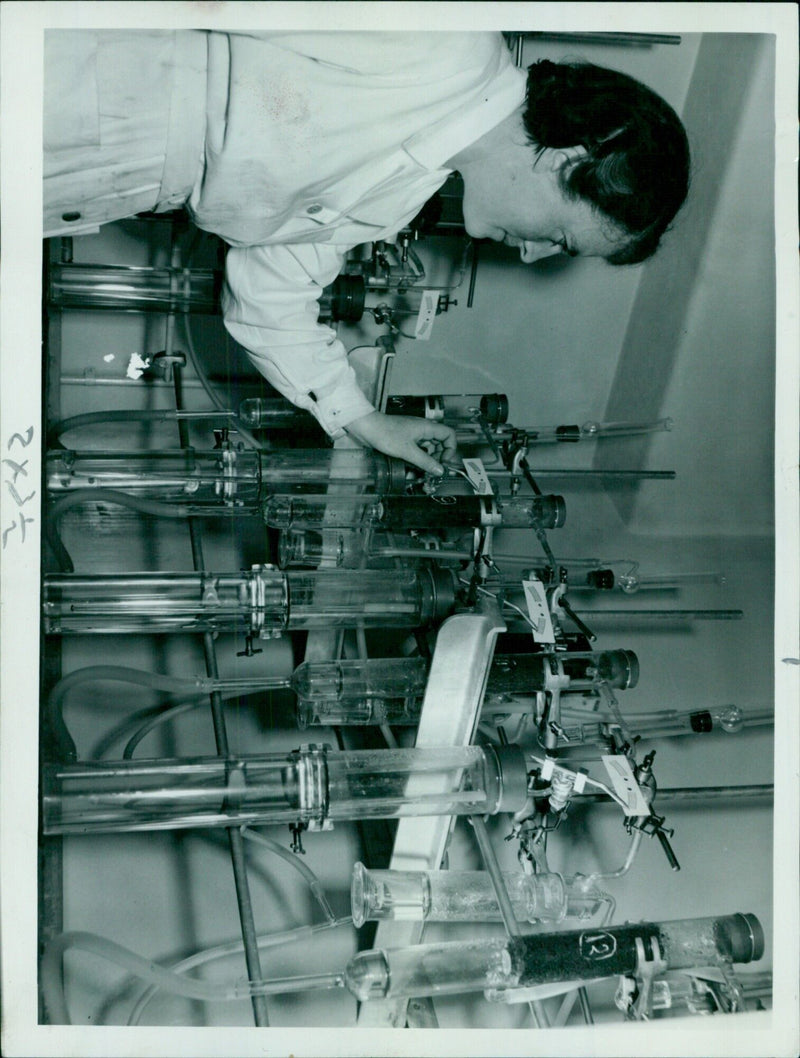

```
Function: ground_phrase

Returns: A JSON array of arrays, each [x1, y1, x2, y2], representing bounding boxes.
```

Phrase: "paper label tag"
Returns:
[[601, 755, 650, 816], [522, 579, 555, 644], [462, 457, 493, 495], [414, 289, 438, 341]]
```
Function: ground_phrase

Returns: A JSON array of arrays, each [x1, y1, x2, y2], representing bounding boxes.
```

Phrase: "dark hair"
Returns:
[[523, 60, 691, 264]]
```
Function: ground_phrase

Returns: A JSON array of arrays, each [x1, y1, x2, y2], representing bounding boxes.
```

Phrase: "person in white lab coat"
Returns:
[[44, 31, 690, 473]]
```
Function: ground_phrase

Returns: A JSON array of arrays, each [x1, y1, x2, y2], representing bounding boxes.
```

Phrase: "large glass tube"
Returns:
[[42, 743, 529, 834], [42, 571, 283, 636], [42, 567, 455, 635], [293, 650, 638, 728], [238, 398, 312, 431], [240, 394, 509, 430], [47, 450, 261, 510], [278, 529, 474, 569], [487, 650, 639, 695], [264, 494, 565, 532], [350, 864, 608, 926], [385, 393, 509, 426], [258, 449, 407, 495], [278, 529, 374, 569], [47, 263, 221, 313], [282, 568, 453, 629], [343, 913, 764, 1001], [48, 449, 408, 504]]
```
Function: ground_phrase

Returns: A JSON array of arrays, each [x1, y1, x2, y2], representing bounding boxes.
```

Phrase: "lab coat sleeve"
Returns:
[[222, 242, 376, 437]]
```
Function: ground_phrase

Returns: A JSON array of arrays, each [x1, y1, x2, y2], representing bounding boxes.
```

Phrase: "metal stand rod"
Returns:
[[173, 358, 269, 1027], [577, 784, 772, 806], [487, 469, 676, 480], [470, 815, 549, 1028], [572, 609, 744, 621]]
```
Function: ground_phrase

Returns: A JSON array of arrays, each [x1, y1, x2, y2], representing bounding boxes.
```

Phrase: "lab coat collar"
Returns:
[[402, 61, 526, 171]]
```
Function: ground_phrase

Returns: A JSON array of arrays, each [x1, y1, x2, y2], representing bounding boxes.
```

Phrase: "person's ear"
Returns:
[[549, 145, 587, 173]]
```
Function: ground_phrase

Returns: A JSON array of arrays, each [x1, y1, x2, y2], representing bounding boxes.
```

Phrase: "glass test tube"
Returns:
[[42, 567, 455, 635], [47, 450, 262, 509], [344, 913, 764, 1001], [350, 864, 609, 927], [42, 742, 529, 834], [264, 494, 565, 532]]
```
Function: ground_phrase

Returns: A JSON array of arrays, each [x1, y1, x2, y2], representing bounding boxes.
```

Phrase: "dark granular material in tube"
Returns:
[[507, 923, 660, 985]]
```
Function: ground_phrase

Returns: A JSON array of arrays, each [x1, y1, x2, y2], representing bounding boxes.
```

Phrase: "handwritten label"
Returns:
[[462, 458, 493, 495], [414, 290, 439, 341], [579, 930, 618, 962], [522, 579, 555, 644], [601, 755, 651, 817], [2, 425, 36, 548]]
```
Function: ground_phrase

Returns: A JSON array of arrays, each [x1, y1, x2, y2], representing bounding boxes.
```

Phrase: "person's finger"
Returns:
[[440, 428, 459, 462], [401, 439, 446, 475]]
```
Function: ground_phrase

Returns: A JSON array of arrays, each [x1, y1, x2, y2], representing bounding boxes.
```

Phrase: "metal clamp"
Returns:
[[617, 935, 668, 1020], [297, 744, 333, 832]]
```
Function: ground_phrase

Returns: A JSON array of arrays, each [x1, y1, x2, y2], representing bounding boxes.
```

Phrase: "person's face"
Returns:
[[459, 146, 630, 264]]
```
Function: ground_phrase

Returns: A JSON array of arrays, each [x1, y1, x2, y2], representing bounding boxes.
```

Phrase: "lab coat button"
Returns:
[[306, 203, 322, 215], [62, 211, 82, 222]]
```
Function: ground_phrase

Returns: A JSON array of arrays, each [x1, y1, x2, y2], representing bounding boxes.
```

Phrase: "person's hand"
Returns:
[[345, 411, 458, 475]]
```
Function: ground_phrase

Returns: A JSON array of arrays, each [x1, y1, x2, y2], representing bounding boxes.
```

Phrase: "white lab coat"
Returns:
[[44, 31, 525, 435]]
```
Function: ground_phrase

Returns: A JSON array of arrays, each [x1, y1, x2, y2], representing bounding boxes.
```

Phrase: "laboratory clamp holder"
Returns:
[[37, 222, 772, 1031]]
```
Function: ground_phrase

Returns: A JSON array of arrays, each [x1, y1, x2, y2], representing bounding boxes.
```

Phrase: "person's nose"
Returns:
[[518, 241, 562, 264]]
